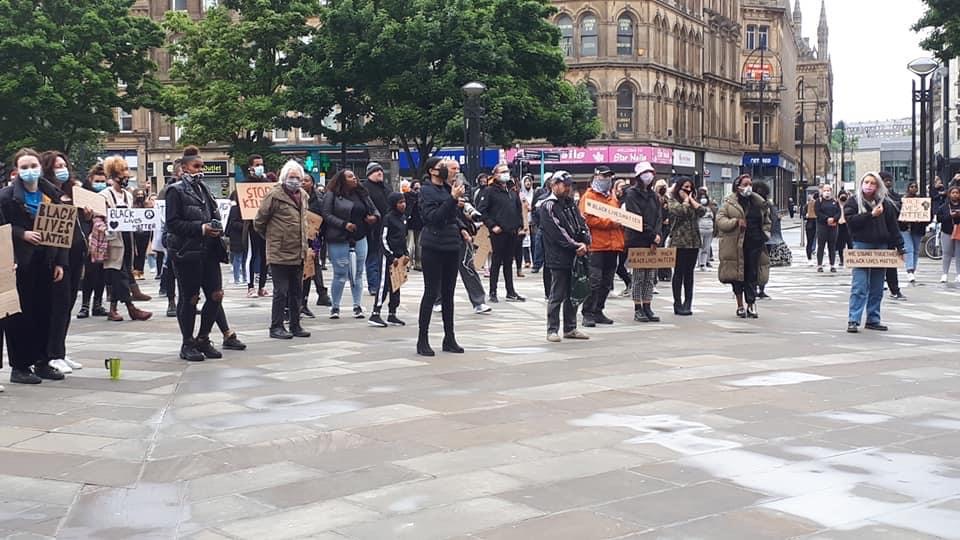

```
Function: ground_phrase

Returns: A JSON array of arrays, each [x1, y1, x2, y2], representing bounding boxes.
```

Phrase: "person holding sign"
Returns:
[[667, 177, 707, 316], [936, 185, 960, 284], [900, 182, 930, 282], [0, 148, 68, 384], [843, 172, 906, 333], [622, 162, 663, 323], [717, 174, 771, 319], [578, 166, 623, 327], [368, 193, 409, 328]]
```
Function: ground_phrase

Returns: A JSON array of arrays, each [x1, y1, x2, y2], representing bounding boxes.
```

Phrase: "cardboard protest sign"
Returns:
[[627, 247, 677, 269], [473, 225, 492, 269], [237, 183, 275, 220], [584, 198, 644, 232], [899, 198, 931, 222], [845, 249, 904, 269], [216, 199, 233, 222], [72, 188, 107, 216], [33, 203, 77, 248], [304, 249, 316, 280], [390, 258, 409, 292], [106, 208, 160, 233], [0, 224, 21, 318], [305, 211, 324, 239]]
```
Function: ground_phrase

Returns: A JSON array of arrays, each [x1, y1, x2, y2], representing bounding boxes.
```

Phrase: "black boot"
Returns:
[[195, 337, 223, 359], [417, 332, 435, 357], [643, 304, 660, 322], [316, 289, 331, 307], [442, 335, 464, 354], [77, 305, 90, 319], [634, 305, 650, 323], [92, 302, 108, 317], [166, 300, 177, 318]]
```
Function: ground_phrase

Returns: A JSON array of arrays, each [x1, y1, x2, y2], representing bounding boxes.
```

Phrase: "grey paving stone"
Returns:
[[499, 470, 673, 512], [594, 481, 768, 528], [473, 509, 641, 540], [217, 499, 380, 539], [245, 463, 427, 508]]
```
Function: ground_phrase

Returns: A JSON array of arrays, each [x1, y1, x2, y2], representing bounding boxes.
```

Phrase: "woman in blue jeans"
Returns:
[[321, 169, 380, 319], [843, 172, 905, 333], [900, 182, 929, 282]]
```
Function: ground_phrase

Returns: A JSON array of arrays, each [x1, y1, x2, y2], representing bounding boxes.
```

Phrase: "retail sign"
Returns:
[[508, 146, 676, 166], [609, 146, 674, 165], [742, 154, 780, 167], [744, 62, 773, 81], [399, 148, 501, 170], [673, 150, 696, 168]]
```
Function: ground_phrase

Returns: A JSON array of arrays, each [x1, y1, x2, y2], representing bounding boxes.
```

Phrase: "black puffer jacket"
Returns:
[[622, 186, 663, 248], [321, 189, 379, 245], [0, 178, 68, 268], [381, 209, 408, 258], [419, 180, 463, 253], [844, 196, 905, 251], [937, 200, 960, 235], [478, 185, 523, 233], [165, 176, 225, 261], [539, 194, 590, 270], [404, 191, 422, 231], [815, 198, 842, 227]]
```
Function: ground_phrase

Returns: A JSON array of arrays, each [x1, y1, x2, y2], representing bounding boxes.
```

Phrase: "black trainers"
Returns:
[[847, 322, 859, 333], [92, 305, 108, 317], [582, 315, 596, 328], [368, 314, 388, 328], [77, 306, 89, 319], [34, 364, 65, 380], [222, 333, 247, 351], [642, 305, 660, 323], [746, 304, 759, 319], [505, 294, 526, 302], [353, 306, 365, 319], [488, 294, 500, 304], [195, 337, 223, 359], [290, 326, 311, 338], [330, 308, 340, 320], [634, 310, 651, 323], [316, 292, 331, 307], [387, 314, 406, 326], [300, 305, 315, 319], [166, 301, 177, 318], [10, 368, 41, 384], [595, 313, 614, 325], [865, 322, 888, 331], [180, 342, 205, 362], [270, 327, 294, 340], [737, 307, 747, 318]]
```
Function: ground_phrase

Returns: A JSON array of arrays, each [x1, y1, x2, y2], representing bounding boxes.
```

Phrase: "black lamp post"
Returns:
[[837, 120, 846, 190], [908, 57, 939, 196], [462, 81, 487, 195]]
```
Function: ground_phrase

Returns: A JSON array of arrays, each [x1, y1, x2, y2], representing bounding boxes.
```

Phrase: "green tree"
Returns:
[[161, 0, 318, 168], [914, 0, 960, 60], [0, 0, 162, 159]]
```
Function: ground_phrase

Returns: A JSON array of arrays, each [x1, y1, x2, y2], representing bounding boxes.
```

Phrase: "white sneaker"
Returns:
[[474, 304, 492, 314], [64, 356, 83, 370], [547, 333, 561, 343], [0, 384, 4, 392], [907, 272, 916, 283], [941, 274, 949, 283], [49, 359, 72, 374], [807, 260, 814, 267], [955, 275, 960, 284]]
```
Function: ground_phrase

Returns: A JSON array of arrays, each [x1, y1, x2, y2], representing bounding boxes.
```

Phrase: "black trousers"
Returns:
[[672, 247, 699, 307], [248, 230, 268, 290], [805, 219, 817, 260], [583, 251, 618, 317], [81, 260, 106, 308], [173, 254, 222, 343], [271, 264, 303, 330], [418, 247, 458, 340], [107, 232, 134, 303], [489, 231, 519, 296], [816, 225, 839, 267], [161, 252, 176, 301], [885, 267, 901, 295], [302, 254, 326, 300], [541, 266, 553, 298], [837, 225, 851, 264], [9, 253, 54, 369], [373, 255, 400, 315], [47, 251, 84, 360], [133, 232, 151, 272], [732, 242, 763, 305], [547, 268, 576, 334], [616, 249, 632, 287]]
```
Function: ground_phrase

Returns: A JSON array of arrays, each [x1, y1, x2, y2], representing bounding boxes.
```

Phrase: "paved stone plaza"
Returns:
[[1, 226, 959, 539]]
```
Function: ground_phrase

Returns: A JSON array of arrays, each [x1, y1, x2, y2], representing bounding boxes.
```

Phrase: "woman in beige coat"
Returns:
[[717, 174, 771, 319]]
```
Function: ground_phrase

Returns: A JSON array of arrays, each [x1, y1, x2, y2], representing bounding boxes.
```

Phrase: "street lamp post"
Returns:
[[908, 57, 940, 196], [837, 120, 846, 191], [462, 81, 487, 195]]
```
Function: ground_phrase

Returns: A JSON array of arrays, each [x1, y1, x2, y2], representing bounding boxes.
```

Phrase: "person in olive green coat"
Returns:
[[717, 174, 771, 319]]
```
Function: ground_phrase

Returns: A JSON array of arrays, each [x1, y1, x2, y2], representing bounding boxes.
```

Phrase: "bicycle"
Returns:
[[922, 221, 942, 260]]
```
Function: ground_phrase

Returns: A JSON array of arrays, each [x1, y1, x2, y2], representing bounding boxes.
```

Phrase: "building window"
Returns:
[[118, 109, 133, 133], [202, 0, 218, 10], [745, 24, 756, 50], [746, 113, 771, 145], [617, 15, 634, 56], [171, 0, 187, 10], [557, 15, 573, 57], [758, 25, 769, 49], [616, 84, 634, 133], [273, 129, 289, 142], [580, 14, 598, 57], [585, 83, 599, 119]]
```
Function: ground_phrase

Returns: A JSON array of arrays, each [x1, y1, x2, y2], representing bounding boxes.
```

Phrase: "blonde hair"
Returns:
[[103, 155, 127, 179], [855, 172, 888, 215], [278, 159, 305, 183]]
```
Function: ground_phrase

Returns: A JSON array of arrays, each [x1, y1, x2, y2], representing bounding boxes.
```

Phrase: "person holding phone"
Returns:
[[937, 185, 960, 283]]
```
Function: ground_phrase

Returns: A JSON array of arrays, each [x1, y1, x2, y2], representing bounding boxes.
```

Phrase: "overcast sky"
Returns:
[[796, 0, 932, 124]]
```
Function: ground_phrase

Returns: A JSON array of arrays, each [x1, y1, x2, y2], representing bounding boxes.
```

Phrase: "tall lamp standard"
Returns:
[[837, 120, 846, 191], [908, 57, 939, 196], [462, 81, 487, 195]]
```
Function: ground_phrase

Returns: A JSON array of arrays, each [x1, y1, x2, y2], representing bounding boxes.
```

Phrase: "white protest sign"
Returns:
[[107, 207, 161, 232]]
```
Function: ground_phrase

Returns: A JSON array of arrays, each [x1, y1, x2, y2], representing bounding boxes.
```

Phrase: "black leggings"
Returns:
[[9, 254, 54, 369], [805, 219, 817, 260], [173, 255, 223, 343], [816, 225, 838, 267], [616, 249, 632, 287], [248, 229, 268, 290], [47, 252, 84, 360], [489, 231, 519, 296], [515, 233, 529, 270], [837, 225, 851, 264], [672, 247, 699, 307], [133, 232, 150, 272], [81, 260, 106, 307], [418, 247, 459, 341], [732, 242, 763, 305]]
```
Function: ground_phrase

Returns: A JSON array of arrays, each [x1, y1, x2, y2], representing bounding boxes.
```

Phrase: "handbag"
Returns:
[[570, 255, 590, 308], [952, 224, 960, 241]]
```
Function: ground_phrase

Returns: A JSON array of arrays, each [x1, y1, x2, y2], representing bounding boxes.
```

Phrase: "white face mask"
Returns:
[[498, 173, 511, 183], [700, 198, 708, 205], [822, 191, 833, 200], [740, 186, 753, 197], [639, 172, 655, 185], [284, 178, 301, 191], [253, 165, 265, 177]]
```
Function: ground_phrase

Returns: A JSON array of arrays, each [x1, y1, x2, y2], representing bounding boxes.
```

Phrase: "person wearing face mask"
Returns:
[[0, 148, 69, 384], [578, 165, 623, 326], [623, 162, 663, 322], [844, 172, 905, 333], [879, 171, 907, 300], [804, 192, 819, 265], [99, 156, 152, 322], [613, 179, 633, 295], [667, 177, 707, 316], [477, 163, 526, 303], [40, 151, 90, 374], [836, 191, 851, 267], [717, 174, 771, 319], [244, 154, 271, 298], [900, 182, 929, 282], [130, 188, 151, 280], [697, 191, 717, 271], [519, 175, 535, 271], [752, 182, 780, 299], [937, 185, 960, 283], [78, 164, 109, 319], [254, 160, 311, 340], [814, 184, 841, 273]]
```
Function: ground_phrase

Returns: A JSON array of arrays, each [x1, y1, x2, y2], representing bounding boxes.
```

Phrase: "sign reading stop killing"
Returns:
[[33, 203, 77, 248], [238, 183, 276, 220]]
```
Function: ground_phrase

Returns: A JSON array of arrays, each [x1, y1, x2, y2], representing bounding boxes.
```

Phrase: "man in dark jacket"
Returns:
[[361, 162, 391, 296], [539, 171, 591, 342], [477, 163, 525, 302], [404, 180, 423, 270]]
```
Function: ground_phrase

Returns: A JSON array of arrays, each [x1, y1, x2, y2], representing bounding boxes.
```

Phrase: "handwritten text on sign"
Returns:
[[627, 247, 677, 269], [107, 208, 160, 232], [845, 249, 904, 269], [390, 259, 409, 292], [33, 203, 77, 248], [899, 198, 931, 222], [584, 198, 644, 232], [238, 183, 276, 220]]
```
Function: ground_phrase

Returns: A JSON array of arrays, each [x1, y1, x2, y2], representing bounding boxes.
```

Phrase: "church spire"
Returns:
[[817, 0, 829, 59], [793, 0, 802, 31]]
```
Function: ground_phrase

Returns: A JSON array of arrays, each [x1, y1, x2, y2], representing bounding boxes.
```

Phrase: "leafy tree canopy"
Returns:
[[914, 0, 960, 60]]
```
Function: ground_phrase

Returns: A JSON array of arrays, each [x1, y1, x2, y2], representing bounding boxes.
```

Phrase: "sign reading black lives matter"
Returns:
[[107, 208, 160, 232], [33, 203, 77, 248]]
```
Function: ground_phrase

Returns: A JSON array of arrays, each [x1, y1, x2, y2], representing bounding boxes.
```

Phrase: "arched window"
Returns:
[[617, 15, 635, 56], [586, 83, 599, 119], [616, 83, 634, 133], [580, 14, 598, 57], [557, 15, 573, 57]]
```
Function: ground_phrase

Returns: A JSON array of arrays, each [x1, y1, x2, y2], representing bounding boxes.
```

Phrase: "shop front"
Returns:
[[704, 151, 742, 202], [505, 145, 699, 185], [161, 159, 232, 198], [742, 153, 796, 210]]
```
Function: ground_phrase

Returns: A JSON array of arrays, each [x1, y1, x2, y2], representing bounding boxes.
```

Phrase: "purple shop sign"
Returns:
[[509, 146, 675, 166], [507, 147, 608, 165], [608, 146, 674, 165]]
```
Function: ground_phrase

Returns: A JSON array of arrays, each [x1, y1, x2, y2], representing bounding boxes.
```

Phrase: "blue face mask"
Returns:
[[253, 165, 265, 177], [19, 169, 41, 184], [55, 168, 70, 183], [93, 182, 107, 192]]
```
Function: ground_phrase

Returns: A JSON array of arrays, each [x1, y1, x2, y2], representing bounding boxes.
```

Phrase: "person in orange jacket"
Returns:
[[578, 165, 625, 327]]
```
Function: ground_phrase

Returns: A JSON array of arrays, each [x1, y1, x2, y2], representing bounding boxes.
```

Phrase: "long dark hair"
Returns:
[[41, 150, 77, 197], [670, 177, 695, 201], [327, 169, 366, 198]]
